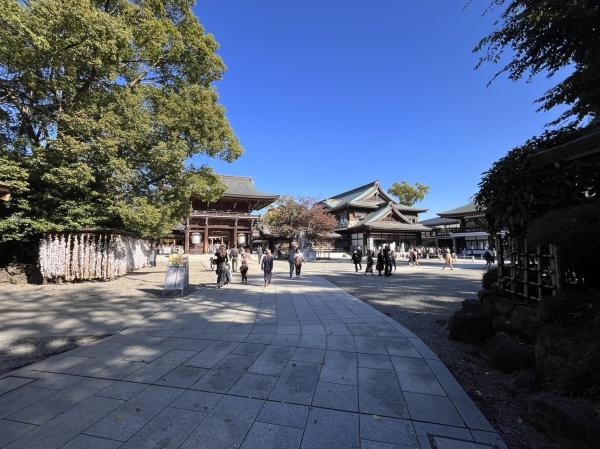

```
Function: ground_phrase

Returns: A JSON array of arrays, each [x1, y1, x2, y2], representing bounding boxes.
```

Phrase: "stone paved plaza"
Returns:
[[0, 268, 506, 449]]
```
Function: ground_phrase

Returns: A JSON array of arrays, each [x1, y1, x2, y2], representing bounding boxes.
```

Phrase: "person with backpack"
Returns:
[[287, 244, 297, 278], [293, 248, 304, 278], [356, 247, 363, 270], [351, 250, 361, 272], [229, 245, 239, 272]]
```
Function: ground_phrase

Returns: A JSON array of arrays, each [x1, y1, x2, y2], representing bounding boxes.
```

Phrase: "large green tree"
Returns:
[[387, 181, 430, 206], [0, 0, 241, 242], [474, 0, 600, 125]]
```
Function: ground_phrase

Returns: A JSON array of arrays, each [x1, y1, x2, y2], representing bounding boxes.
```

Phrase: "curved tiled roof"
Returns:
[[219, 175, 278, 199], [323, 181, 427, 213], [419, 217, 460, 227], [438, 202, 483, 218], [349, 204, 430, 232]]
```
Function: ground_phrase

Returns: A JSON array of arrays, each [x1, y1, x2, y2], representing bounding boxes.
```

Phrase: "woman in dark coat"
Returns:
[[365, 251, 374, 275], [214, 245, 229, 288], [376, 249, 384, 276]]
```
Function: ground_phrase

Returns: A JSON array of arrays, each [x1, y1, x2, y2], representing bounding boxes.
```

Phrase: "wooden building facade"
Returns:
[[434, 202, 491, 256], [322, 181, 430, 252], [184, 175, 278, 254]]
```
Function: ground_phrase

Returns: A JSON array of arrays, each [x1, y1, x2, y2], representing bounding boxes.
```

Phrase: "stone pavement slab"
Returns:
[[0, 270, 505, 449]]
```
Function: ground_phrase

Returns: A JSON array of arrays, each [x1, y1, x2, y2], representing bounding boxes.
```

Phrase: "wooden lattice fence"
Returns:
[[496, 235, 562, 301]]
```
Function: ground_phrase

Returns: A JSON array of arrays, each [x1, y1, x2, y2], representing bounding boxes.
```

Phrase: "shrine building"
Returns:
[[322, 181, 430, 252], [184, 175, 278, 254]]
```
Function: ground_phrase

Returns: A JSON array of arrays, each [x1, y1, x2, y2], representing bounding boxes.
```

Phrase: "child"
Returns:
[[240, 250, 250, 284], [240, 256, 248, 284]]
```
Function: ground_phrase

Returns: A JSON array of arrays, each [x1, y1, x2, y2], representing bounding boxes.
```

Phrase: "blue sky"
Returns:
[[192, 0, 565, 219]]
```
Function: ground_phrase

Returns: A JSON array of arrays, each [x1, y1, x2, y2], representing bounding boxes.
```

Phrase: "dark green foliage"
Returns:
[[528, 203, 600, 288], [540, 290, 600, 328], [537, 325, 600, 400], [0, 0, 240, 241], [475, 0, 600, 125], [475, 126, 599, 236], [482, 266, 498, 290]]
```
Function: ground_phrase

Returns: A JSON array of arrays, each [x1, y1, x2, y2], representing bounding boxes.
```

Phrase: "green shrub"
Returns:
[[540, 290, 600, 328], [482, 267, 498, 290], [537, 326, 600, 400]]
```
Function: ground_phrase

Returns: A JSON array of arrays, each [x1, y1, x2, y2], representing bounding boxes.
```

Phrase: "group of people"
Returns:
[[212, 245, 253, 288], [351, 245, 457, 275], [211, 244, 305, 288]]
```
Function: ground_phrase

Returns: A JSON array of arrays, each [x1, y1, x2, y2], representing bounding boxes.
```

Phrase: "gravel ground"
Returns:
[[308, 259, 561, 449]]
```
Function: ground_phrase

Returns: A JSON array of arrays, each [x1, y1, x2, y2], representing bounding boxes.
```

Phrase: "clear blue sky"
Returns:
[[192, 0, 565, 219]]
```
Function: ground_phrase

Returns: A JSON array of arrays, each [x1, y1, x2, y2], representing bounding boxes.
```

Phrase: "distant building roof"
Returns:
[[322, 180, 427, 213], [419, 217, 460, 227], [343, 204, 430, 233], [438, 202, 484, 218], [219, 175, 278, 200]]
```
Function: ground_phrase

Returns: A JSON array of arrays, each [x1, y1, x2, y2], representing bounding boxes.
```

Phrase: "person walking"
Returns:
[[229, 245, 239, 272], [408, 248, 416, 267], [293, 248, 304, 278], [261, 249, 274, 287], [287, 245, 297, 278], [365, 251, 374, 275], [376, 249, 384, 276], [356, 247, 363, 270], [383, 245, 392, 276], [391, 249, 397, 271], [240, 248, 251, 284], [257, 245, 263, 264], [442, 247, 454, 270], [351, 250, 361, 272], [214, 245, 229, 288]]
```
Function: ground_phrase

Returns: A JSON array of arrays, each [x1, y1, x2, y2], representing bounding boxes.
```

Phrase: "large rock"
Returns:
[[448, 310, 494, 344], [507, 370, 537, 393], [9, 273, 28, 284], [492, 316, 513, 333], [6, 262, 27, 275], [461, 298, 482, 312], [526, 392, 600, 449], [481, 294, 516, 318], [481, 332, 534, 372], [511, 305, 543, 340], [0, 269, 10, 283], [535, 326, 600, 389]]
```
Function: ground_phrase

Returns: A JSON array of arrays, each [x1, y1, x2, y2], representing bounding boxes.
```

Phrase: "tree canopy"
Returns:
[[0, 0, 241, 242], [474, 125, 599, 236], [263, 197, 337, 244], [474, 0, 600, 125], [387, 181, 430, 206]]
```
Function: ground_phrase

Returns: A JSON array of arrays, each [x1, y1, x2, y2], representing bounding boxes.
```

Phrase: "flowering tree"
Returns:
[[263, 197, 337, 245]]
